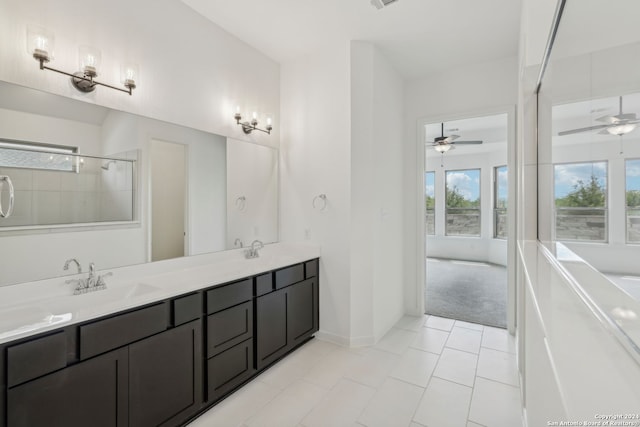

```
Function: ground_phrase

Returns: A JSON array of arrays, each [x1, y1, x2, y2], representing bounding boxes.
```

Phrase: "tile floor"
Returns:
[[188, 315, 523, 427]]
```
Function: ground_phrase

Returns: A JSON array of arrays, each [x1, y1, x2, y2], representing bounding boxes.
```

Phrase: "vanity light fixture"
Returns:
[[27, 26, 138, 95], [234, 107, 273, 135]]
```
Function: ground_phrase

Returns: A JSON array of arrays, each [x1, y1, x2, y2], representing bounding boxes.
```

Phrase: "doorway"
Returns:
[[421, 111, 515, 329], [150, 139, 187, 262]]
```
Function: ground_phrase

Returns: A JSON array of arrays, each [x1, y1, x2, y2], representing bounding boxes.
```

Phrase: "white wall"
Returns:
[[279, 41, 404, 346], [0, 0, 274, 285], [350, 42, 405, 343], [0, 0, 279, 146], [403, 56, 518, 315], [426, 149, 508, 266], [280, 44, 353, 344]]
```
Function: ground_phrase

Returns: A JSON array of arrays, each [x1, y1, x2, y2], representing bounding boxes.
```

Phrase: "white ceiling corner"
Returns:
[[180, 0, 522, 79]]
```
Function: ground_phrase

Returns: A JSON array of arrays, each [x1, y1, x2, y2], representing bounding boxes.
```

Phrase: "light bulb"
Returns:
[[251, 111, 258, 126], [434, 144, 451, 153], [120, 64, 139, 89], [79, 46, 101, 77], [27, 26, 54, 63], [606, 123, 637, 136]]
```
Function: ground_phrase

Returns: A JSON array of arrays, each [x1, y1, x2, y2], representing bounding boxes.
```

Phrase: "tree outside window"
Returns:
[[445, 169, 480, 236]]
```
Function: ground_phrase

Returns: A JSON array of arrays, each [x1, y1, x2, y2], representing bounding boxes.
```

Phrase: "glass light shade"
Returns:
[[434, 144, 451, 153], [120, 64, 139, 89], [78, 46, 101, 77], [27, 26, 54, 62], [606, 123, 637, 136]]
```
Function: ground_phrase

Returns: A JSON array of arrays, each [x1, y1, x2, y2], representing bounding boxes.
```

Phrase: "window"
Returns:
[[425, 172, 435, 235], [626, 159, 640, 243], [0, 139, 78, 172], [554, 161, 607, 242], [445, 169, 480, 236], [494, 165, 508, 239]]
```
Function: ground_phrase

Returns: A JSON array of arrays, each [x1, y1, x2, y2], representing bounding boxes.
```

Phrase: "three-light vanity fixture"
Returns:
[[27, 26, 138, 95], [234, 107, 273, 135]]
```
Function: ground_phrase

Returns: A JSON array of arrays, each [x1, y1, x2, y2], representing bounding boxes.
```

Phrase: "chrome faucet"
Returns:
[[234, 238, 244, 248], [63, 258, 82, 274], [65, 261, 111, 295], [245, 240, 264, 259]]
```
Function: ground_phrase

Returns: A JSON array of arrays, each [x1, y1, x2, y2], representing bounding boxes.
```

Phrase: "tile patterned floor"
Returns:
[[188, 315, 523, 427]]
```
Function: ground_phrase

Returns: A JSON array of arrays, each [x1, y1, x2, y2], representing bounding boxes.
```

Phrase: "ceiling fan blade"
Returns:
[[558, 124, 610, 136], [595, 115, 618, 124], [451, 140, 483, 145], [448, 134, 460, 141]]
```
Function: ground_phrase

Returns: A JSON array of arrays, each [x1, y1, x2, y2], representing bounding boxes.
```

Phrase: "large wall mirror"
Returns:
[[538, 0, 640, 346], [0, 80, 278, 286]]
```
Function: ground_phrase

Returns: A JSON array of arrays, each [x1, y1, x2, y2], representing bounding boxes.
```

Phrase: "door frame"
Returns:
[[415, 105, 517, 333]]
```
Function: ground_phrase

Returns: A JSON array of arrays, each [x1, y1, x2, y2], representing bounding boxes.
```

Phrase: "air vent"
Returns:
[[370, 0, 399, 10]]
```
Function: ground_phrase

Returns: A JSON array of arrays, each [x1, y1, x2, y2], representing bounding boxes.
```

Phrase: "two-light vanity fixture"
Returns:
[[234, 107, 273, 135], [27, 26, 138, 96]]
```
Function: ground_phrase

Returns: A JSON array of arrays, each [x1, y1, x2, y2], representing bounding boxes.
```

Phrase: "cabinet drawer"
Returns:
[[206, 279, 252, 314], [207, 301, 253, 358], [207, 339, 254, 402], [172, 292, 202, 326], [7, 331, 67, 387], [255, 273, 273, 296], [305, 259, 319, 278], [80, 303, 168, 360], [275, 264, 304, 289]]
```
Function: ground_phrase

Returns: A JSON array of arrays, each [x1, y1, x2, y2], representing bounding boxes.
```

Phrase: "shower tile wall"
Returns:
[[0, 160, 133, 227]]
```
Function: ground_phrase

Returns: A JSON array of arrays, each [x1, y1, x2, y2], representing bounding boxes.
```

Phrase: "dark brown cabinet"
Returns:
[[7, 347, 128, 427], [129, 320, 203, 427], [1, 257, 319, 427], [256, 288, 288, 369], [256, 277, 319, 371]]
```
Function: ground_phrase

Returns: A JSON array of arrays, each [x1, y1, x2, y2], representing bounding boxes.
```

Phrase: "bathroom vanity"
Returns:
[[0, 244, 319, 427]]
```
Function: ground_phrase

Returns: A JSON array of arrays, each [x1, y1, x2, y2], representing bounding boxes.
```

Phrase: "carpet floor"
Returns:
[[425, 258, 507, 328]]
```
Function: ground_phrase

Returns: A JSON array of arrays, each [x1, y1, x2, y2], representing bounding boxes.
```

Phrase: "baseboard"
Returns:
[[314, 330, 375, 348]]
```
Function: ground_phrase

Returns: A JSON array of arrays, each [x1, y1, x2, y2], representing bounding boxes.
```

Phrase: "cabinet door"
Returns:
[[7, 348, 128, 427], [129, 320, 203, 427], [255, 288, 288, 370], [287, 278, 319, 348]]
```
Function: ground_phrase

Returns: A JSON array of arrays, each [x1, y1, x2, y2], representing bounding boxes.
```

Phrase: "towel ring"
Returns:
[[312, 194, 327, 211], [235, 196, 247, 211], [0, 176, 14, 219]]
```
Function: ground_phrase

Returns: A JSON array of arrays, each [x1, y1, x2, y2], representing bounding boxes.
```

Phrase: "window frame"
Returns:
[[553, 160, 608, 243], [625, 158, 640, 244], [444, 168, 481, 237], [0, 138, 79, 172], [425, 171, 435, 236], [494, 165, 508, 239]]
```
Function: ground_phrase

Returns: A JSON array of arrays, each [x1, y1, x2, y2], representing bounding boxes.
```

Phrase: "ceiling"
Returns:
[[181, 0, 522, 79]]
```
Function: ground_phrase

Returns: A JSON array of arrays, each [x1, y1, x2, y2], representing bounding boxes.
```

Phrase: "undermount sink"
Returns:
[[74, 282, 162, 301]]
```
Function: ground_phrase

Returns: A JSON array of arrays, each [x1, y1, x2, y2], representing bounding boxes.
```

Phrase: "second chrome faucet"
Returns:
[[245, 240, 264, 259], [64, 259, 112, 295]]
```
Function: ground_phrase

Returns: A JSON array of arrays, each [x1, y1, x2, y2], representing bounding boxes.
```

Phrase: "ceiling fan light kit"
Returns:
[[559, 96, 640, 137], [430, 123, 483, 153]]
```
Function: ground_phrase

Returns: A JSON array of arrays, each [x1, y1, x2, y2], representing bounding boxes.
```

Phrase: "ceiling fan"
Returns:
[[558, 96, 640, 136], [431, 123, 483, 153]]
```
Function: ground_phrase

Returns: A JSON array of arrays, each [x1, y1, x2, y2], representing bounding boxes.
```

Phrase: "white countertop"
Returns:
[[0, 242, 320, 344]]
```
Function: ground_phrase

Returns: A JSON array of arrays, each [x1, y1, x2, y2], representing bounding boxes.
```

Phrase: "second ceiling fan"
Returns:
[[431, 123, 483, 152]]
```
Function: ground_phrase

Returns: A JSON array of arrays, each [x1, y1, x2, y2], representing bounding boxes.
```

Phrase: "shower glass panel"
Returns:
[[0, 147, 136, 227]]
